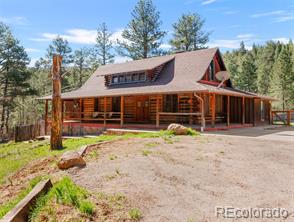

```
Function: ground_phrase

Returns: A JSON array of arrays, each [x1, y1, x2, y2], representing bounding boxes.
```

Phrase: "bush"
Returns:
[[79, 201, 95, 216], [129, 208, 142, 220], [187, 128, 200, 136]]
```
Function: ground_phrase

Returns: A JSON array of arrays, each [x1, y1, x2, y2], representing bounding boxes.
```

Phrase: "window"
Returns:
[[163, 94, 178, 112], [139, 73, 146, 81], [261, 101, 265, 121], [126, 74, 132, 82], [110, 72, 146, 85], [112, 76, 118, 84], [112, 97, 121, 112], [209, 60, 215, 81], [132, 73, 139, 81], [94, 98, 99, 112]]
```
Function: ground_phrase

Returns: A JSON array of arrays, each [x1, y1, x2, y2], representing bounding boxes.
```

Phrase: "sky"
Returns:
[[0, 0, 293, 66]]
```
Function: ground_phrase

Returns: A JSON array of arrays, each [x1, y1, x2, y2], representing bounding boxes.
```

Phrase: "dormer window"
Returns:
[[110, 72, 146, 85]]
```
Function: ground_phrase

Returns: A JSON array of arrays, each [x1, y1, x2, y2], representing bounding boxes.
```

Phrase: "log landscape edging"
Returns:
[[0, 179, 52, 222]]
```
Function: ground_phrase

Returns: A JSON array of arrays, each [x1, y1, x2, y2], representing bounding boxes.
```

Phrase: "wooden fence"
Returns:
[[271, 110, 293, 126], [14, 121, 45, 142]]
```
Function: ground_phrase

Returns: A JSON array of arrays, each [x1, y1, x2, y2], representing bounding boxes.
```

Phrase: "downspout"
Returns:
[[193, 93, 205, 132]]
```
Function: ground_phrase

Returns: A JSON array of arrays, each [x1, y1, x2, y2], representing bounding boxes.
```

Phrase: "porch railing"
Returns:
[[156, 112, 205, 128], [271, 110, 293, 126]]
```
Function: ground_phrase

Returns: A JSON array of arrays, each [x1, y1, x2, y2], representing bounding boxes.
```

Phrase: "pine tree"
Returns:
[[169, 13, 209, 51], [271, 45, 294, 110], [95, 23, 114, 65], [0, 22, 33, 134], [42, 36, 73, 91], [72, 48, 92, 88], [117, 0, 166, 60], [46, 36, 73, 65], [256, 41, 276, 95], [235, 52, 257, 92]]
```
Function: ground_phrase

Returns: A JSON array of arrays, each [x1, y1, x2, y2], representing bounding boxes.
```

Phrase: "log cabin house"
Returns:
[[42, 47, 273, 133]]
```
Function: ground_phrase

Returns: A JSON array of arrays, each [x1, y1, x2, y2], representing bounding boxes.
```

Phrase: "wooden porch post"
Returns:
[[211, 93, 216, 127], [104, 96, 107, 126], [120, 96, 124, 126], [242, 97, 245, 125], [45, 99, 48, 135], [61, 100, 64, 123], [227, 95, 230, 126], [287, 110, 291, 126], [189, 93, 193, 125], [79, 98, 82, 122], [269, 101, 272, 124], [156, 95, 160, 128]]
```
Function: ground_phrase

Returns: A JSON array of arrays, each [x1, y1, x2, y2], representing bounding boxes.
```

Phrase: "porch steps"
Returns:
[[106, 128, 159, 135]]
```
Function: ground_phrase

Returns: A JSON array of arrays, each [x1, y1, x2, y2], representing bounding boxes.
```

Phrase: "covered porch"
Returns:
[[44, 92, 270, 133]]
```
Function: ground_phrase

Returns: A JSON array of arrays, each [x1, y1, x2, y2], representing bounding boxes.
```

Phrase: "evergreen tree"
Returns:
[[72, 48, 92, 88], [0, 22, 33, 134], [271, 45, 294, 110], [256, 41, 276, 95], [170, 13, 209, 51], [41, 36, 73, 91], [235, 52, 258, 92], [45, 36, 73, 65], [95, 23, 114, 65], [117, 0, 166, 60]]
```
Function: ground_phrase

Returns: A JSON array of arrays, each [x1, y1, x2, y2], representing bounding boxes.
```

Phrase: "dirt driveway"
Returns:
[[67, 130, 294, 222]]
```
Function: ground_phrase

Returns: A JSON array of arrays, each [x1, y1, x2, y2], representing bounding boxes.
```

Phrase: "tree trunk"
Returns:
[[0, 78, 8, 135], [50, 55, 63, 150]]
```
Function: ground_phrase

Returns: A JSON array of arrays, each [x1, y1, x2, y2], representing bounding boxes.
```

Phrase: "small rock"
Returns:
[[57, 151, 86, 170], [167, 123, 188, 135]]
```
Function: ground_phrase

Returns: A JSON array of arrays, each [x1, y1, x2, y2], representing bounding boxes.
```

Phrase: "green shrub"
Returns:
[[29, 177, 95, 221], [128, 208, 142, 220], [186, 128, 200, 136], [79, 201, 94, 216]]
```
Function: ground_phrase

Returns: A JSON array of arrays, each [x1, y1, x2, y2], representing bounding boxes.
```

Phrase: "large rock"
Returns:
[[57, 151, 86, 170], [167, 123, 188, 135]]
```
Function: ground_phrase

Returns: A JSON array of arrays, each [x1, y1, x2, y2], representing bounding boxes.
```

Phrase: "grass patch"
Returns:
[[128, 208, 142, 220], [187, 128, 200, 136], [0, 176, 46, 219], [0, 135, 117, 184], [29, 176, 95, 221], [0, 131, 176, 184], [144, 142, 160, 148], [109, 154, 118, 160], [142, 150, 152, 156]]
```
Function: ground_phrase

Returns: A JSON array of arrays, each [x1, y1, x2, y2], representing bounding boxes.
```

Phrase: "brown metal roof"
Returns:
[[95, 55, 175, 76], [40, 47, 274, 100]]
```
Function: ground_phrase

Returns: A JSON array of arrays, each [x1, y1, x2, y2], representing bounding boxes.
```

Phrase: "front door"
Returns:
[[136, 96, 150, 122]]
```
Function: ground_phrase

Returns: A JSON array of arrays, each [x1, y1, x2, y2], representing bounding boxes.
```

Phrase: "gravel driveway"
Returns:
[[67, 130, 294, 221]]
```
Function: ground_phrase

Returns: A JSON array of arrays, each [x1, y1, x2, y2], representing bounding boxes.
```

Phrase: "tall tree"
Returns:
[[170, 13, 210, 51], [238, 52, 258, 92], [72, 48, 92, 88], [271, 45, 294, 110], [45, 36, 73, 65], [41, 36, 73, 91], [95, 23, 114, 65], [256, 41, 276, 95], [0, 22, 33, 134], [117, 0, 166, 60]]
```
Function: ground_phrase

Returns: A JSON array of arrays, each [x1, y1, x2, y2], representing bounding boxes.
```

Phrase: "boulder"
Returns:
[[167, 123, 188, 135], [57, 151, 86, 170]]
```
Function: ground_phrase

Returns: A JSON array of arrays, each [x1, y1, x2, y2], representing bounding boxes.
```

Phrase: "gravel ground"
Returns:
[[67, 131, 294, 222]]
